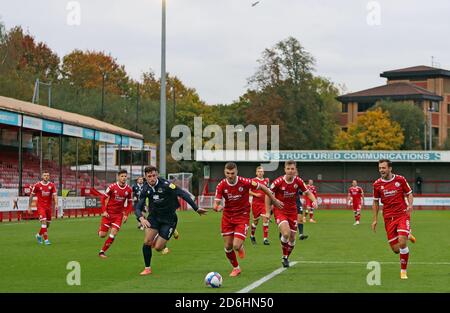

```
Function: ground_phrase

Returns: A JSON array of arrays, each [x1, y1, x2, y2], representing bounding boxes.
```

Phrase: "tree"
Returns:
[[61, 50, 130, 95], [245, 37, 340, 149], [372, 100, 425, 150], [334, 108, 404, 150]]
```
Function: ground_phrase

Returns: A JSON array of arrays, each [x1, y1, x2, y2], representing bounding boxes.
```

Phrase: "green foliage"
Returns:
[[372, 100, 425, 149], [245, 37, 340, 149]]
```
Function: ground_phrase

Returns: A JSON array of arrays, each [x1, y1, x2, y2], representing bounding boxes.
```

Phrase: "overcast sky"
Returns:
[[1, 0, 450, 105]]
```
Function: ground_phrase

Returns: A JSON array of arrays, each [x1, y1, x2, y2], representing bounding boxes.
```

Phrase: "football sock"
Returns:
[[39, 225, 48, 240], [251, 223, 257, 237], [298, 223, 304, 235], [143, 243, 152, 267], [225, 248, 239, 267], [263, 223, 269, 239], [400, 247, 409, 271], [101, 234, 115, 252]]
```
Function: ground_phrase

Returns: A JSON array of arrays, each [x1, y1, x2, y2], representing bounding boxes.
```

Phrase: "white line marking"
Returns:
[[296, 260, 450, 265], [237, 261, 298, 293]]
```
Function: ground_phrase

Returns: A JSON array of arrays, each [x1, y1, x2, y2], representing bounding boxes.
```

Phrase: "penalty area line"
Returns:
[[236, 261, 298, 293]]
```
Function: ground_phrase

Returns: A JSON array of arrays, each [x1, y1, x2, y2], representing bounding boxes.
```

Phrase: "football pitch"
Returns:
[[0, 210, 449, 293]]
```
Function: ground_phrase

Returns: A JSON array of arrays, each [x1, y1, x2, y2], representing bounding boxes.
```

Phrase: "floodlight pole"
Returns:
[[159, 0, 167, 178]]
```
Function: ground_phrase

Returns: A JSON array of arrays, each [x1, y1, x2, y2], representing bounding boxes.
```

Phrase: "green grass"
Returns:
[[0, 210, 449, 292]]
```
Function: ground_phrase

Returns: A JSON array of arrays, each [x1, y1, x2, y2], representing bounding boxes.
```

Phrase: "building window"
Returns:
[[341, 127, 348, 132], [433, 127, 439, 137], [430, 101, 440, 112], [358, 102, 375, 112], [342, 103, 348, 113], [447, 103, 450, 114]]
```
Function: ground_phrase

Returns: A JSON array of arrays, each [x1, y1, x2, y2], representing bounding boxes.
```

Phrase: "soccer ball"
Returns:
[[204, 272, 222, 288]]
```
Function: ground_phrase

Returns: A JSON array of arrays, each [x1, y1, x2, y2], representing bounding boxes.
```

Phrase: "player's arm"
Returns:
[[213, 199, 223, 212], [304, 190, 318, 208], [249, 190, 261, 197], [101, 194, 110, 218], [258, 184, 283, 209], [372, 187, 380, 233], [173, 185, 207, 215], [403, 178, 413, 213], [122, 190, 133, 223], [27, 188, 35, 214], [361, 189, 365, 207], [134, 186, 151, 228], [405, 191, 413, 213], [347, 190, 352, 205], [53, 191, 58, 213], [213, 182, 224, 212]]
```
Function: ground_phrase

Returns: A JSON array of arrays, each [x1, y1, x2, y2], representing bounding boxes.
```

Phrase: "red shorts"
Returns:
[[273, 208, 298, 232], [352, 202, 362, 211], [221, 214, 250, 240], [304, 198, 313, 209], [251, 202, 266, 219], [38, 208, 52, 222], [99, 214, 123, 233], [384, 214, 411, 246]]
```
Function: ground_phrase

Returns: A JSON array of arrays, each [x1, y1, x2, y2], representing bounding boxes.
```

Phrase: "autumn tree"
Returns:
[[245, 37, 340, 149], [334, 108, 404, 150], [61, 50, 130, 95]]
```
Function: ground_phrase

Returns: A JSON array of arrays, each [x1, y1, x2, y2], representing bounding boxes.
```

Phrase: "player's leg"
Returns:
[[98, 216, 112, 258], [99, 222, 120, 257], [309, 206, 316, 223], [262, 214, 270, 245], [278, 219, 292, 267], [223, 235, 240, 276], [297, 206, 308, 240], [250, 207, 260, 244], [397, 215, 411, 279], [233, 223, 248, 259], [153, 221, 177, 252], [43, 210, 52, 244], [140, 227, 159, 275]]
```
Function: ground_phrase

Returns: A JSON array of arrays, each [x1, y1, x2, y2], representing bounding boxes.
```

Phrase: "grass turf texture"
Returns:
[[0, 210, 449, 292]]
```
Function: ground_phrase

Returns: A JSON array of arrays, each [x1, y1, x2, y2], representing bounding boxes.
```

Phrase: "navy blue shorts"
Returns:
[[148, 214, 178, 240]]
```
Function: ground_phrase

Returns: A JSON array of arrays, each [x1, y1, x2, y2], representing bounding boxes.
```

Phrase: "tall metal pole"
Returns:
[[136, 84, 140, 132], [76, 138, 79, 196], [429, 109, 433, 150], [91, 137, 96, 188], [48, 81, 52, 108], [59, 134, 63, 196], [101, 73, 106, 118], [18, 116, 23, 196], [159, 0, 167, 178]]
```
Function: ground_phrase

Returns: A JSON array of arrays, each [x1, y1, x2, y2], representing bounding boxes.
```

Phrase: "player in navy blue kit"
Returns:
[[135, 166, 208, 275]]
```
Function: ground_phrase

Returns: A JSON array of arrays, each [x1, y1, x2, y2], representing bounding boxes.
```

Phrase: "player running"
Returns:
[[98, 169, 133, 258], [132, 177, 146, 230], [27, 171, 58, 245], [348, 180, 365, 225], [135, 166, 207, 276], [266, 161, 317, 268], [249, 166, 271, 245], [295, 169, 308, 240], [372, 159, 417, 280], [304, 179, 318, 223], [214, 162, 282, 277]]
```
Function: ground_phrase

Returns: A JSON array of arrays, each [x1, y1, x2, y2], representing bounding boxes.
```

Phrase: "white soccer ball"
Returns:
[[204, 272, 222, 288]]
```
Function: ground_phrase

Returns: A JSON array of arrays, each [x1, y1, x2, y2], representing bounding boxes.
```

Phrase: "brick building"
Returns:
[[337, 66, 450, 146]]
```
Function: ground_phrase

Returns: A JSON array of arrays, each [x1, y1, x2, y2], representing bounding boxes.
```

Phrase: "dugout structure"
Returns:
[[0, 95, 146, 197]]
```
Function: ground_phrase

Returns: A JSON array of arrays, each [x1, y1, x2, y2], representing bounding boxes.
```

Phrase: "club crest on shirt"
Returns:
[[395, 182, 400, 187], [281, 187, 285, 191], [294, 184, 298, 189], [224, 189, 228, 193], [380, 186, 384, 190], [125, 191, 128, 196], [238, 187, 243, 192], [157, 188, 163, 193]]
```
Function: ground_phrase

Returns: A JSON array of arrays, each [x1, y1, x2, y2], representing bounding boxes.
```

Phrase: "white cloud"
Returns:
[[1, 0, 449, 104]]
